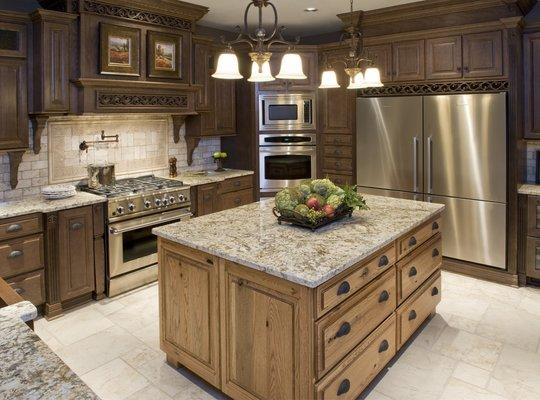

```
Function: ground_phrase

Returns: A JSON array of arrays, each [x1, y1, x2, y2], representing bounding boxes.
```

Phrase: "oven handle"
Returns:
[[109, 209, 192, 235]]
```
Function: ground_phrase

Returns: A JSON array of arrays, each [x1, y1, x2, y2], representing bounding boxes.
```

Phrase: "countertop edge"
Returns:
[[0, 301, 37, 323], [518, 183, 540, 196]]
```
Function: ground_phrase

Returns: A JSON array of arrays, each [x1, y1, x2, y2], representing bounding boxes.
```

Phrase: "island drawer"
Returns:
[[316, 268, 396, 378], [397, 234, 442, 304], [396, 271, 441, 349], [315, 244, 396, 318], [218, 175, 253, 194], [398, 217, 441, 258], [220, 188, 254, 211], [6, 269, 45, 306], [316, 314, 396, 400], [0, 234, 44, 279], [0, 214, 42, 241]]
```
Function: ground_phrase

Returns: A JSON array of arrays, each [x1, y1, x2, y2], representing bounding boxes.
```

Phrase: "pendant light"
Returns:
[[213, 1, 304, 83], [347, 71, 366, 89], [364, 67, 384, 87], [319, 70, 340, 89]]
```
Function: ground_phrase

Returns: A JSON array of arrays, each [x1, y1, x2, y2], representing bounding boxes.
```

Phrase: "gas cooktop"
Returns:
[[80, 175, 186, 198]]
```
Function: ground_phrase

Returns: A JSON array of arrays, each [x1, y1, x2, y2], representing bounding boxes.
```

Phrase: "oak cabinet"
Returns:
[[462, 31, 503, 78], [524, 32, 540, 139], [364, 44, 393, 83], [426, 36, 463, 80], [393, 40, 425, 82]]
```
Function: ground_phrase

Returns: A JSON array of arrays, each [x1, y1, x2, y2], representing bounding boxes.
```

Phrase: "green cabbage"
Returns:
[[310, 179, 338, 198], [326, 194, 342, 208], [275, 188, 299, 216], [294, 204, 310, 216]]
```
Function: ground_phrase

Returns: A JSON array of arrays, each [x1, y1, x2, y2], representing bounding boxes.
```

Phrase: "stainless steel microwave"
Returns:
[[259, 94, 316, 131]]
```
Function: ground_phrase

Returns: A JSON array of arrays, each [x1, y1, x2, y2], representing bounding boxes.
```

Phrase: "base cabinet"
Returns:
[[191, 175, 254, 217]]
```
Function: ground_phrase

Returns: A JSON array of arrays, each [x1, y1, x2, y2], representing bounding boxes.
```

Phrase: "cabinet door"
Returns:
[[159, 243, 220, 387], [526, 237, 540, 280], [288, 51, 319, 90], [215, 79, 236, 135], [426, 36, 463, 80], [524, 32, 540, 139], [0, 58, 28, 151], [196, 184, 218, 216], [527, 196, 540, 237], [58, 206, 95, 301], [193, 40, 215, 110], [393, 40, 425, 82], [462, 31, 503, 78], [364, 44, 393, 83], [41, 21, 70, 112]]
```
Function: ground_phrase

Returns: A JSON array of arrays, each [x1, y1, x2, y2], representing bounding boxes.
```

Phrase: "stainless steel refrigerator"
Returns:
[[356, 93, 507, 269]]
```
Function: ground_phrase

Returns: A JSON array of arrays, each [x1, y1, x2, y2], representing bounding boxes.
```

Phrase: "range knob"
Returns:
[[155, 198, 162, 207], [162, 198, 169, 206], [144, 200, 151, 209], [169, 196, 175, 204], [128, 203, 135, 212], [178, 194, 185, 202], [116, 206, 124, 214]]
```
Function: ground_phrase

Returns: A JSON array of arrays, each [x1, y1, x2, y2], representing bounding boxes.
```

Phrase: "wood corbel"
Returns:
[[7, 151, 25, 189], [172, 115, 188, 143], [186, 137, 201, 166], [30, 115, 49, 154]]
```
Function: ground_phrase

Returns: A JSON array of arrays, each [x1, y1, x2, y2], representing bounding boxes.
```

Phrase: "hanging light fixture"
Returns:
[[213, 0, 305, 83], [319, 0, 383, 90]]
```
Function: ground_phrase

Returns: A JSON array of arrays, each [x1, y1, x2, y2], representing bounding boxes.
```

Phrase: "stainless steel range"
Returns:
[[81, 175, 191, 297]]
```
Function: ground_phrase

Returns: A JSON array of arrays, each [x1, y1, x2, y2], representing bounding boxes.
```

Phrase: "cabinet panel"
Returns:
[[58, 206, 95, 301], [196, 184, 219, 217], [526, 237, 540, 280], [527, 196, 540, 237], [426, 36, 462, 80], [393, 40, 425, 82], [524, 32, 540, 139], [0, 58, 28, 150], [215, 79, 236, 135], [7, 269, 45, 306], [462, 31, 503, 78], [364, 44, 393, 83], [41, 21, 70, 111], [0, 21, 27, 58]]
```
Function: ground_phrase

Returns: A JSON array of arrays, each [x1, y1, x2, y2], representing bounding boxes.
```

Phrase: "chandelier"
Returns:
[[212, 0, 306, 83], [319, 0, 383, 89]]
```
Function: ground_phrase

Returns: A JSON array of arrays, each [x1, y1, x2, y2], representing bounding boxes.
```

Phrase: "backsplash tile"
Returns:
[[526, 143, 540, 183], [0, 115, 220, 201]]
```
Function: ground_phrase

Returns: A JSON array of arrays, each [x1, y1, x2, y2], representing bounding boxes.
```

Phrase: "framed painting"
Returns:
[[100, 23, 140, 76], [147, 31, 182, 79]]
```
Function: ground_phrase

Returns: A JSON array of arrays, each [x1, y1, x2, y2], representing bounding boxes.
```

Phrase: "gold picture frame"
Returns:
[[147, 31, 182, 79], [100, 23, 140, 76]]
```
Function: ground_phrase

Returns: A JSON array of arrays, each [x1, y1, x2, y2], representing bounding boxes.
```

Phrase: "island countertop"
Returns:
[[153, 194, 444, 288]]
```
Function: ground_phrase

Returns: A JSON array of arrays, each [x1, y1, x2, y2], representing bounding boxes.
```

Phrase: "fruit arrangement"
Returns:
[[212, 151, 227, 172], [273, 179, 368, 230]]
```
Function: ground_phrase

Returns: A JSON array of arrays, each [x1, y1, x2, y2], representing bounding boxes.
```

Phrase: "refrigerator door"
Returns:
[[358, 186, 423, 202], [424, 93, 507, 203], [428, 195, 506, 269], [357, 97, 423, 194]]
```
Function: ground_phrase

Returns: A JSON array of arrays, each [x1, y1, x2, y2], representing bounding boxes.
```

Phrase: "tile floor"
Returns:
[[34, 272, 540, 400]]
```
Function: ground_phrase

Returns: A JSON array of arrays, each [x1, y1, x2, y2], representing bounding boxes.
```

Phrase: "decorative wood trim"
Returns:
[[7, 151, 24, 189], [358, 80, 509, 97], [443, 257, 519, 286], [186, 137, 201, 166], [96, 93, 189, 108], [30, 115, 50, 154], [171, 115, 187, 143], [44, 212, 63, 319]]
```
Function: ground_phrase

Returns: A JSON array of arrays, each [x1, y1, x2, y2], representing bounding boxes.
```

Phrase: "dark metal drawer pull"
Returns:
[[432, 221, 439, 230], [409, 267, 418, 277], [432, 248, 440, 257], [337, 379, 350, 396], [8, 250, 23, 259], [234, 198, 241, 205], [6, 224, 22, 233], [335, 322, 351, 338], [206, 258, 213, 265], [233, 181, 241, 187], [431, 287, 439, 296], [378, 255, 389, 268], [14, 287, 25, 295], [71, 222, 83, 231], [337, 281, 350, 296], [379, 339, 389, 353], [379, 290, 390, 303], [409, 236, 417, 247], [409, 310, 417, 321]]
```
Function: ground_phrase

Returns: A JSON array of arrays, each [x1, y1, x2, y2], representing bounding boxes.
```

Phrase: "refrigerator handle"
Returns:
[[413, 137, 419, 192], [427, 136, 433, 194]]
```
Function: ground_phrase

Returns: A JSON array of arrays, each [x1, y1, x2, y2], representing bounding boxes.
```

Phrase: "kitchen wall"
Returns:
[[0, 115, 220, 201]]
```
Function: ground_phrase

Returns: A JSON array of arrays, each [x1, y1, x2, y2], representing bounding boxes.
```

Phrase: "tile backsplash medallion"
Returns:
[[0, 114, 220, 201], [526, 142, 540, 183]]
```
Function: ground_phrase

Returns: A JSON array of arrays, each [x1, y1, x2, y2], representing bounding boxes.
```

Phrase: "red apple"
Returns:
[[323, 204, 335, 217], [306, 196, 321, 210]]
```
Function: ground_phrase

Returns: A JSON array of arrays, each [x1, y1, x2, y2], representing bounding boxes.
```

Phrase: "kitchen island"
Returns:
[[153, 195, 444, 400]]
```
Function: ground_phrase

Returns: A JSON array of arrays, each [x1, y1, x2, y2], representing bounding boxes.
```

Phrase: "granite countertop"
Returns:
[[153, 195, 445, 288], [518, 184, 540, 196], [0, 301, 98, 399], [0, 192, 106, 219], [170, 169, 254, 186]]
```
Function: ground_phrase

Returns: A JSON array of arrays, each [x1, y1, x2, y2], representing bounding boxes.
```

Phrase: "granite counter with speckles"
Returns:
[[153, 195, 445, 288], [0, 301, 98, 399], [518, 184, 540, 196], [166, 169, 254, 186]]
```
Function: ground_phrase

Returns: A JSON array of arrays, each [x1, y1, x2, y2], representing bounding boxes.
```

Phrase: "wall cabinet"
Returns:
[[426, 36, 462, 79], [364, 44, 393, 83], [462, 31, 503, 78], [524, 32, 540, 139], [393, 40, 425, 82]]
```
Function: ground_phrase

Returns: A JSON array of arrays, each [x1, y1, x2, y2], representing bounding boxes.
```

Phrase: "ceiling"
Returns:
[[188, 0, 420, 37]]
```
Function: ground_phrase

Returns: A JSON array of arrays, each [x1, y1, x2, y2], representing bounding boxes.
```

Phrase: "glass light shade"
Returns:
[[347, 71, 366, 89], [319, 70, 340, 89], [276, 53, 306, 80], [248, 61, 275, 82], [212, 52, 243, 79], [364, 67, 384, 87]]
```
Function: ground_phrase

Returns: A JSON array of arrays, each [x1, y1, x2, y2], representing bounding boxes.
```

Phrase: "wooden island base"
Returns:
[[158, 215, 442, 400]]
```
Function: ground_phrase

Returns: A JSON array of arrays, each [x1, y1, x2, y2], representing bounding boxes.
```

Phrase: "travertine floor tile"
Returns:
[[440, 378, 509, 400], [451, 361, 491, 389], [126, 385, 173, 400]]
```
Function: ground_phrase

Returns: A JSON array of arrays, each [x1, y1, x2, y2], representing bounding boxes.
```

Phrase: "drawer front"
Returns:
[[316, 244, 396, 317], [0, 234, 44, 279], [7, 269, 46, 306], [220, 188, 254, 211], [526, 237, 540, 279], [316, 268, 396, 377], [160, 239, 217, 268], [322, 157, 353, 173], [316, 314, 396, 400], [218, 175, 253, 194], [0, 214, 42, 241], [398, 217, 441, 258], [323, 146, 353, 159], [398, 234, 442, 303], [397, 271, 441, 348], [322, 134, 353, 146]]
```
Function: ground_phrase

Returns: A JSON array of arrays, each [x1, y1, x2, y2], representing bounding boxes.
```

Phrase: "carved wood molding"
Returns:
[[171, 115, 187, 143], [30, 115, 50, 155], [96, 93, 189, 108], [7, 151, 24, 189], [358, 80, 510, 97], [186, 137, 201, 166]]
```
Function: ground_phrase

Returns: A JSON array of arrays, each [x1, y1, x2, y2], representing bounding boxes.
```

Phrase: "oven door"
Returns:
[[259, 94, 315, 131], [259, 145, 317, 192], [108, 208, 191, 278]]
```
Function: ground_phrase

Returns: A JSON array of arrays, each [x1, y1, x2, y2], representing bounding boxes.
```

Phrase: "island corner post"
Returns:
[[155, 199, 444, 400]]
